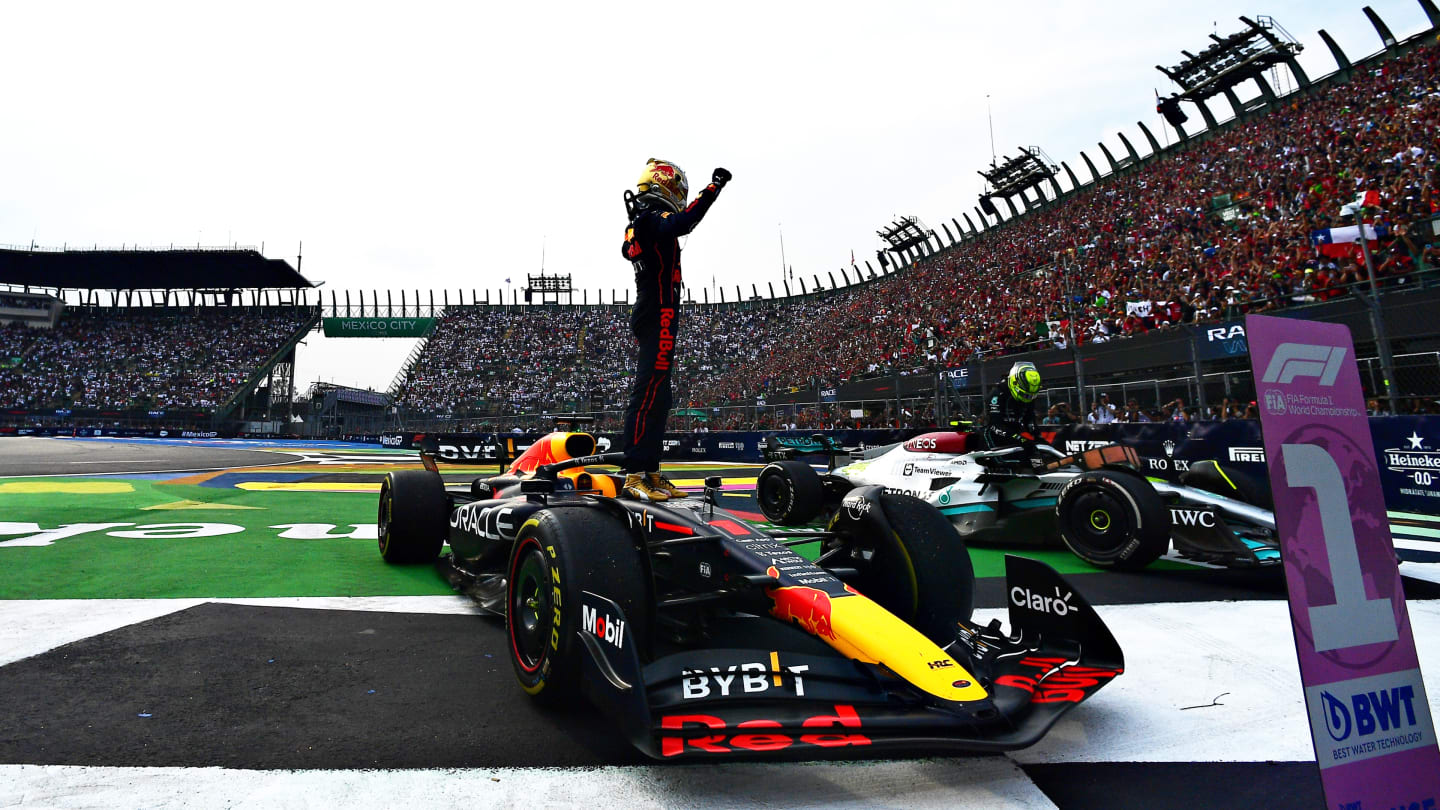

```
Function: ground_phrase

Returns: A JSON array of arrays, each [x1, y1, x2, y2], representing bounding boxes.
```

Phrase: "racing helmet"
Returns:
[[1007, 361, 1042, 403], [636, 158, 688, 213]]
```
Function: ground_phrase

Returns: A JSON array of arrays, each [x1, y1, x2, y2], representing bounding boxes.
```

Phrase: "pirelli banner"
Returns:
[[1043, 418, 1440, 513], [380, 415, 1440, 543], [380, 429, 920, 464], [322, 317, 436, 338]]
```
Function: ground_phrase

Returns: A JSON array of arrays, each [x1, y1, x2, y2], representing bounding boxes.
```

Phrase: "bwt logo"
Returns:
[[1261, 343, 1346, 386], [1321, 685, 1419, 742]]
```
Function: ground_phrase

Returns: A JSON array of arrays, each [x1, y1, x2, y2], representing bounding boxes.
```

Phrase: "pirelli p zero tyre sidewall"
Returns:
[[859, 493, 975, 645], [377, 470, 447, 564], [505, 508, 648, 702], [756, 459, 824, 525], [1056, 470, 1169, 571]]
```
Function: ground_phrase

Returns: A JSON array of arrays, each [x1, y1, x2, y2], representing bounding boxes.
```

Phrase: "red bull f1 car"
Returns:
[[756, 432, 1279, 571], [377, 429, 1124, 759]]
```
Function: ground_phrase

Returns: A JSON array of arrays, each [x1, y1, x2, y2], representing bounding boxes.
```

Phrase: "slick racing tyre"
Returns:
[[506, 509, 649, 702], [756, 460, 824, 525], [844, 493, 975, 645], [377, 470, 448, 564], [1056, 470, 1169, 571]]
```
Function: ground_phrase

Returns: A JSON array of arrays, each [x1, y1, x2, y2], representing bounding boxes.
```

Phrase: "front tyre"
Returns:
[[1056, 470, 1169, 570], [757, 460, 824, 525], [506, 508, 648, 701], [377, 470, 447, 564], [842, 493, 975, 644]]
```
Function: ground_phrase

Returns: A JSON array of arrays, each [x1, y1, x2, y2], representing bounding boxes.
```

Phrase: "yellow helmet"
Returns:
[[636, 158, 689, 213], [1007, 361, 1042, 403]]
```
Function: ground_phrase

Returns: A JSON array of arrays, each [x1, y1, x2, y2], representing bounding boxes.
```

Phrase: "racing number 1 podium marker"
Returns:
[[1246, 314, 1440, 810]]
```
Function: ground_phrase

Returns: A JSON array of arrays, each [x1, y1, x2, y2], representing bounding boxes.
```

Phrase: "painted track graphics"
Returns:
[[1, 438, 1438, 808]]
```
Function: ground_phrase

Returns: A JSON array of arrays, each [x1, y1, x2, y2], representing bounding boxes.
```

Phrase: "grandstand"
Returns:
[[0, 247, 317, 432], [4, 3, 1439, 437], [298, 382, 393, 438], [386, 3, 1440, 431]]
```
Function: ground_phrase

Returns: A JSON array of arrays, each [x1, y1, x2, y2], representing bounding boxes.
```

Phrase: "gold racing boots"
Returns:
[[621, 472, 688, 501]]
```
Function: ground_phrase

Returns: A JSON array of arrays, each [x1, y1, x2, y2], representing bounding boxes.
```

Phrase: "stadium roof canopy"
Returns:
[[0, 248, 312, 290]]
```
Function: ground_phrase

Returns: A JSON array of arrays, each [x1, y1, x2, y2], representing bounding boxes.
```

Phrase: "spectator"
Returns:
[[1086, 393, 1117, 424], [0, 307, 309, 412]]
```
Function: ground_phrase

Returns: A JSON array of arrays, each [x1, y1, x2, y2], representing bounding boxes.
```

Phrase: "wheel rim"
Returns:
[[509, 541, 551, 673], [377, 479, 392, 553], [1069, 490, 1131, 553], [1088, 508, 1111, 531], [759, 474, 789, 514]]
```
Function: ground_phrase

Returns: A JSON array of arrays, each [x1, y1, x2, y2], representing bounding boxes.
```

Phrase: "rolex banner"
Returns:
[[322, 317, 435, 338]]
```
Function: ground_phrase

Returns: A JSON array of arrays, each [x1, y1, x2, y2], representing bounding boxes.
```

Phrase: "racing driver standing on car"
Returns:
[[618, 158, 730, 501], [980, 361, 1044, 462]]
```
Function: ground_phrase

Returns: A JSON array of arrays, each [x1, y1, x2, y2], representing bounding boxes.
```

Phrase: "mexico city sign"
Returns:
[[322, 317, 436, 338]]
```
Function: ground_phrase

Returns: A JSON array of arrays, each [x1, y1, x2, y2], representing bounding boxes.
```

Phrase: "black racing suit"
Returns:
[[619, 182, 723, 473], [979, 381, 1038, 451]]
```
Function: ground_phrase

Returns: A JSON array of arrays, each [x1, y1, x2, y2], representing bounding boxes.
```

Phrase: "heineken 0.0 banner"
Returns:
[[322, 317, 435, 338]]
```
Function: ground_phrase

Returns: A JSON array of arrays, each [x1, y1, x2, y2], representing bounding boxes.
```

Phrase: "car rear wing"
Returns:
[[416, 434, 521, 471]]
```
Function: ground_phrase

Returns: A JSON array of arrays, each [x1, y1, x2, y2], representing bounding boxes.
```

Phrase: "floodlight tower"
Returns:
[[978, 147, 1060, 221], [1154, 15, 1306, 133]]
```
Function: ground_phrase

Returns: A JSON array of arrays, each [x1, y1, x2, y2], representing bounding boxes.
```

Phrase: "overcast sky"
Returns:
[[3, 1, 1433, 392]]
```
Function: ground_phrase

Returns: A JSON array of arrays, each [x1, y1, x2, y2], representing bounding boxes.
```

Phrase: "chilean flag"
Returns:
[[1311, 220, 1387, 258]]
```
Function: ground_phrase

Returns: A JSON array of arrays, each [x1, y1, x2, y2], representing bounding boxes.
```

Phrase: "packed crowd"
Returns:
[[696, 42, 1440, 401], [394, 304, 790, 415], [392, 42, 1439, 416], [0, 307, 311, 411]]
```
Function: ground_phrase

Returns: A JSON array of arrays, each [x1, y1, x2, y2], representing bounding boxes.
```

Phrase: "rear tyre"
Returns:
[[506, 509, 648, 702], [1056, 470, 1169, 570], [757, 460, 824, 525], [377, 470, 447, 564], [842, 493, 974, 644]]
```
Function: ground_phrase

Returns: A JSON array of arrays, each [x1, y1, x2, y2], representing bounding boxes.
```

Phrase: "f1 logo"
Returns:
[[1261, 343, 1347, 386]]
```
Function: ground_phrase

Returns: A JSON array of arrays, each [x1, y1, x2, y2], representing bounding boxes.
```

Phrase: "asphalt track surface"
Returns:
[[0, 437, 300, 476], [2, 438, 1436, 808]]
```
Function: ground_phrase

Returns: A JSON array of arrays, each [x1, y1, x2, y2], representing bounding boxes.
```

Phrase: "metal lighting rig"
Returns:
[[978, 146, 1059, 217], [1155, 15, 1303, 125], [877, 217, 937, 256], [524, 273, 572, 304]]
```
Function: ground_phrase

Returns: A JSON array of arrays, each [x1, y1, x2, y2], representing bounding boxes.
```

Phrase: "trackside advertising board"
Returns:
[[1246, 314, 1440, 809], [321, 317, 435, 338]]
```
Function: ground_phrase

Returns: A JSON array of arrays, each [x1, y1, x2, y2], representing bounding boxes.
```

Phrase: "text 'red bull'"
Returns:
[[767, 566, 837, 640], [656, 308, 675, 371]]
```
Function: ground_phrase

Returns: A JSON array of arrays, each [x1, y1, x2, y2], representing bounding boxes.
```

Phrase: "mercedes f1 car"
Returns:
[[756, 431, 1279, 571], [377, 429, 1124, 759]]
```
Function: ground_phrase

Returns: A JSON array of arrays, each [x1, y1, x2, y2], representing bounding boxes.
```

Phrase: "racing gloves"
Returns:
[[712, 168, 732, 188]]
